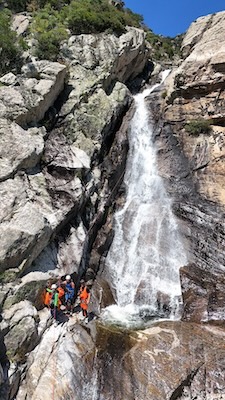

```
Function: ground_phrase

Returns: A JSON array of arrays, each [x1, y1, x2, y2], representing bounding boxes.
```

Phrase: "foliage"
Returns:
[[0, 9, 22, 76], [62, 0, 143, 35], [31, 5, 68, 61], [31, 0, 144, 60], [185, 119, 212, 135], [146, 30, 183, 61], [3, 0, 181, 64], [161, 90, 167, 99], [6, 0, 27, 12]]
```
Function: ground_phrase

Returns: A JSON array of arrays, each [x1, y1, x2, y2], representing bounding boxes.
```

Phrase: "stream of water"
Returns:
[[102, 71, 187, 327]]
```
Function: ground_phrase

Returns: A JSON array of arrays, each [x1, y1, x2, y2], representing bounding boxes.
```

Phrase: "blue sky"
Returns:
[[124, 0, 225, 37]]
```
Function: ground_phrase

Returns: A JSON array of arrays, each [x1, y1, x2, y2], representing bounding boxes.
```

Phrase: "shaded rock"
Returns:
[[8, 363, 24, 400], [0, 199, 52, 273], [180, 263, 225, 323], [28, 221, 86, 280], [4, 316, 38, 361], [3, 280, 46, 311], [0, 330, 8, 399], [1, 301, 38, 362], [90, 276, 115, 315]]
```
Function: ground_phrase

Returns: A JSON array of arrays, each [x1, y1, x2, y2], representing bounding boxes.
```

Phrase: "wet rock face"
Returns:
[[94, 321, 225, 400], [180, 263, 225, 323]]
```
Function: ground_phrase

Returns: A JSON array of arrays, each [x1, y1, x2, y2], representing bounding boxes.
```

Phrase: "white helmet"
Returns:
[[66, 275, 71, 281], [51, 284, 57, 290]]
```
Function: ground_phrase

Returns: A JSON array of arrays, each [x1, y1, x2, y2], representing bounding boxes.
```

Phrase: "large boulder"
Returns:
[[61, 27, 149, 92], [1, 301, 38, 361], [0, 119, 45, 182], [0, 61, 67, 127]]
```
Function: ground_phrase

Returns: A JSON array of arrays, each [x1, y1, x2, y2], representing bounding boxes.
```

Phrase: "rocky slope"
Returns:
[[1, 9, 225, 400]]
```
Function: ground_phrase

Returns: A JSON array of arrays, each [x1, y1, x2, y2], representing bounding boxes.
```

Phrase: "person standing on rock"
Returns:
[[62, 275, 75, 315], [47, 284, 61, 322], [79, 281, 91, 321]]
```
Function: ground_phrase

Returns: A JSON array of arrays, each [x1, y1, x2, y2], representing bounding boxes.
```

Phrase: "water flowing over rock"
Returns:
[[103, 75, 186, 321], [1, 11, 225, 400]]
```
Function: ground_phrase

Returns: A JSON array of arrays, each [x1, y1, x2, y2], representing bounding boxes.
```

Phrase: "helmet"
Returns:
[[66, 275, 71, 281], [51, 284, 57, 290]]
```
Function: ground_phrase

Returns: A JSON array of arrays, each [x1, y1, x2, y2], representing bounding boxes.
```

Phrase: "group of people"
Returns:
[[44, 275, 91, 323]]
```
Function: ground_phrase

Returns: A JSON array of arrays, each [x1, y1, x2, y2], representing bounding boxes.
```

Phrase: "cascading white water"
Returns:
[[102, 71, 187, 325]]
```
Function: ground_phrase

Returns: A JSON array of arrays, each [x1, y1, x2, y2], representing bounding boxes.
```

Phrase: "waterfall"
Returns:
[[103, 71, 187, 324]]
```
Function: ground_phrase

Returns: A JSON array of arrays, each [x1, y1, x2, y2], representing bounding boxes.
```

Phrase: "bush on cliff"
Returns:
[[63, 0, 126, 35], [31, 0, 143, 60], [63, 0, 143, 34], [146, 30, 183, 61], [0, 9, 22, 76], [31, 5, 68, 61], [185, 119, 212, 135]]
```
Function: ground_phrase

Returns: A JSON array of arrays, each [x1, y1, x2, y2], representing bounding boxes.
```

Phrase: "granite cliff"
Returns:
[[0, 8, 225, 400]]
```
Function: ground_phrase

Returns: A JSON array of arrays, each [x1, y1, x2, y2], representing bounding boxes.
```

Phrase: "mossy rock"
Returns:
[[0, 269, 19, 284], [4, 281, 46, 311]]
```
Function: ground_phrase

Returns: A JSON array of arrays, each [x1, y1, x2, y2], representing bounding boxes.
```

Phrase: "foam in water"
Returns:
[[102, 71, 187, 325]]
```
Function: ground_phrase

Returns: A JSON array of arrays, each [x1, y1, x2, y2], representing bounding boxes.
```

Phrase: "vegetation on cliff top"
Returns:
[[0, 9, 22, 75], [0, 0, 182, 73], [146, 30, 183, 61]]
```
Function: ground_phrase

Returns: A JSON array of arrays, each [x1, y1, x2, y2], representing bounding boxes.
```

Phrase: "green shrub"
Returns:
[[161, 90, 167, 99], [31, 5, 68, 60], [6, 0, 27, 12], [62, 0, 140, 35], [0, 9, 22, 76], [31, 0, 144, 60], [146, 30, 183, 61], [185, 119, 212, 135]]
